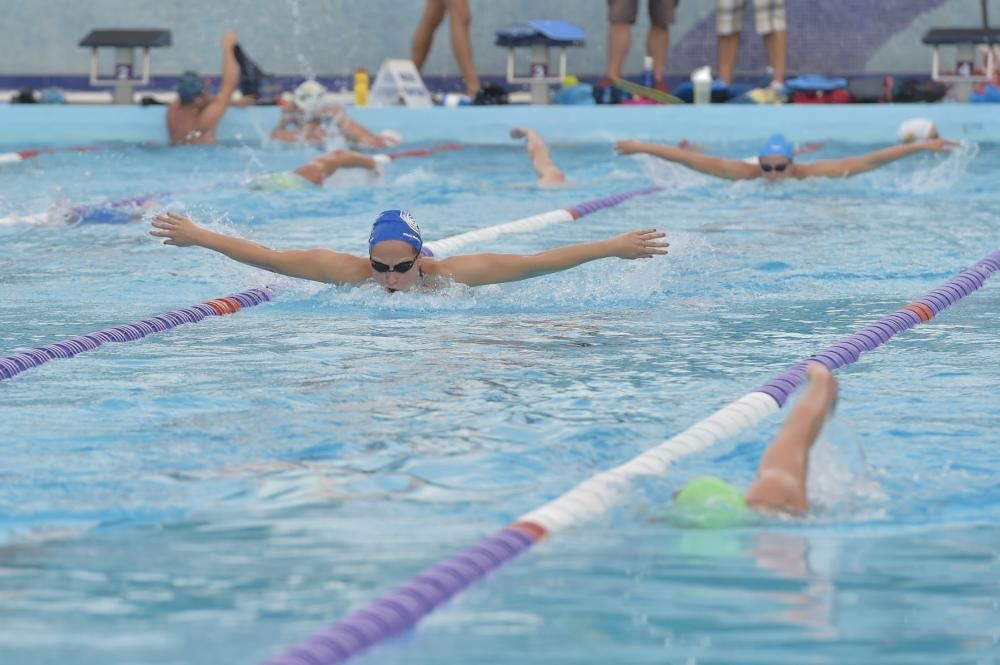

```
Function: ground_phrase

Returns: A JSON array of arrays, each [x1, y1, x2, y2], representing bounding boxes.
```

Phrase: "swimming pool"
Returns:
[[1, 104, 998, 665]]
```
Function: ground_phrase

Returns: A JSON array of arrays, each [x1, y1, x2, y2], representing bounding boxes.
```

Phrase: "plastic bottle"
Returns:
[[641, 56, 654, 89], [354, 68, 369, 107], [691, 66, 712, 104]]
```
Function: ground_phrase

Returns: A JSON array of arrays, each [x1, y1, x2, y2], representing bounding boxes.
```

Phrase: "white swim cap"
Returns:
[[378, 129, 402, 147], [293, 80, 328, 114], [897, 118, 937, 143]]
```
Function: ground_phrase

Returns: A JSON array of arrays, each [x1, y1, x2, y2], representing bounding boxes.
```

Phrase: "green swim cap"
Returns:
[[665, 476, 757, 529]]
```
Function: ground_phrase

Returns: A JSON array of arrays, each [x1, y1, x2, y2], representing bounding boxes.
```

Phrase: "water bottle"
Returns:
[[692, 66, 712, 104], [641, 56, 654, 88], [354, 68, 369, 107]]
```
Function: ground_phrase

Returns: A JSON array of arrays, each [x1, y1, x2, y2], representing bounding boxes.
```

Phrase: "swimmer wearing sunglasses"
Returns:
[[615, 133, 957, 182], [151, 209, 669, 293]]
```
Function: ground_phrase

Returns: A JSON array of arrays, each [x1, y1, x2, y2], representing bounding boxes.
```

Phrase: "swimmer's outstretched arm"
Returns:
[[799, 138, 958, 178], [615, 140, 759, 180], [745, 363, 838, 515], [150, 212, 370, 285], [270, 108, 302, 142], [431, 229, 668, 287], [331, 107, 395, 149], [199, 31, 241, 128]]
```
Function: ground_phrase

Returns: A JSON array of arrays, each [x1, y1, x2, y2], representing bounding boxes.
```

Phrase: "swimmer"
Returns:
[[150, 209, 669, 292], [510, 127, 567, 187], [167, 30, 240, 146], [615, 133, 958, 182], [270, 80, 402, 149], [667, 363, 838, 529], [246, 150, 390, 190], [896, 117, 939, 143]]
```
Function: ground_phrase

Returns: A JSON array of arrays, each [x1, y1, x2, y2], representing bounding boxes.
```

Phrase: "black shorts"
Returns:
[[608, 0, 678, 29]]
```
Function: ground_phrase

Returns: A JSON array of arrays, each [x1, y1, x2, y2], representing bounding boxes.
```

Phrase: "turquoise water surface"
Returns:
[[0, 105, 998, 664]]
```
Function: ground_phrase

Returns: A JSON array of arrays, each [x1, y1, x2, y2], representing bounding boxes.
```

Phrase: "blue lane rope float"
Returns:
[[261, 249, 999, 665]]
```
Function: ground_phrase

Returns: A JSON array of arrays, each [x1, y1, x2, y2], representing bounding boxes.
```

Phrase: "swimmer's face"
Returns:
[[369, 240, 422, 293], [759, 156, 792, 182]]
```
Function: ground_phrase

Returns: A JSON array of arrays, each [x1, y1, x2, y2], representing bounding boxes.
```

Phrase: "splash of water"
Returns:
[[888, 140, 980, 194], [283, 0, 316, 80]]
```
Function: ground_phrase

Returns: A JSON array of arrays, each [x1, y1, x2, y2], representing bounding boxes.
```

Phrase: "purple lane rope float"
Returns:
[[0, 287, 275, 383], [262, 249, 1000, 665], [1, 186, 665, 382]]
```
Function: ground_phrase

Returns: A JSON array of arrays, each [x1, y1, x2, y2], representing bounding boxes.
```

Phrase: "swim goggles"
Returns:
[[759, 161, 789, 173], [370, 255, 420, 274]]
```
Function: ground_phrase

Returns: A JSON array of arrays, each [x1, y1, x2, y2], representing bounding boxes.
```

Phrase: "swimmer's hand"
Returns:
[[150, 212, 203, 247], [614, 140, 644, 156], [606, 229, 669, 259], [222, 30, 239, 49], [922, 138, 960, 152]]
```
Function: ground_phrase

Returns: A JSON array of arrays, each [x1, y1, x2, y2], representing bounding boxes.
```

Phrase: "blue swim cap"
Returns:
[[177, 71, 204, 104], [758, 133, 794, 161], [369, 210, 422, 254]]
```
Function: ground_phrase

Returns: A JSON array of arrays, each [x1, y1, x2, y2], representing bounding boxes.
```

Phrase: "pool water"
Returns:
[[0, 105, 998, 664]]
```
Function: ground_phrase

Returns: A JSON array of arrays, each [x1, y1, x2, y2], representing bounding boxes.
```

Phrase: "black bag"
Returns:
[[473, 82, 509, 105], [893, 78, 948, 103]]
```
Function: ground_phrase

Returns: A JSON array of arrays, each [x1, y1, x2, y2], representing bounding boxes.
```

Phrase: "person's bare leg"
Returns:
[[607, 23, 632, 80], [411, 0, 446, 73], [763, 30, 787, 85], [294, 150, 377, 185], [646, 25, 670, 85], [443, 0, 479, 96], [717, 32, 741, 86], [745, 363, 838, 515], [510, 127, 566, 187]]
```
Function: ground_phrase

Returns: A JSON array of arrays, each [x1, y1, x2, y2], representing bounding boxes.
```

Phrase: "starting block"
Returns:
[[79, 29, 172, 104], [922, 27, 1000, 101], [496, 20, 586, 104]]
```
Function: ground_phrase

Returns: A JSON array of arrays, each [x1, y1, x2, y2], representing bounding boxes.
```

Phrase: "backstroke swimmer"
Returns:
[[150, 209, 669, 293], [616, 133, 958, 182]]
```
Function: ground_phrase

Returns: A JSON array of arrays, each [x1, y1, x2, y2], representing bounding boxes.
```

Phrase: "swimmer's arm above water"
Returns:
[[431, 229, 668, 287], [745, 364, 838, 515], [150, 212, 370, 285], [615, 140, 759, 180], [799, 138, 958, 178], [199, 30, 241, 128]]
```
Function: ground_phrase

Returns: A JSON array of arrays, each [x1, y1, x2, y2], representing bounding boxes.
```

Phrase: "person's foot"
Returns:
[[654, 80, 671, 93], [593, 78, 625, 105]]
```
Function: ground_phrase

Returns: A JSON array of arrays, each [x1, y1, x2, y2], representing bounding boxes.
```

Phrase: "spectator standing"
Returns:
[[716, 0, 787, 89], [597, 0, 678, 102], [411, 0, 480, 97]]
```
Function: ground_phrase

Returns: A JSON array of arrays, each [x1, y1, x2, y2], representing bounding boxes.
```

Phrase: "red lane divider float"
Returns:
[[386, 143, 463, 161]]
